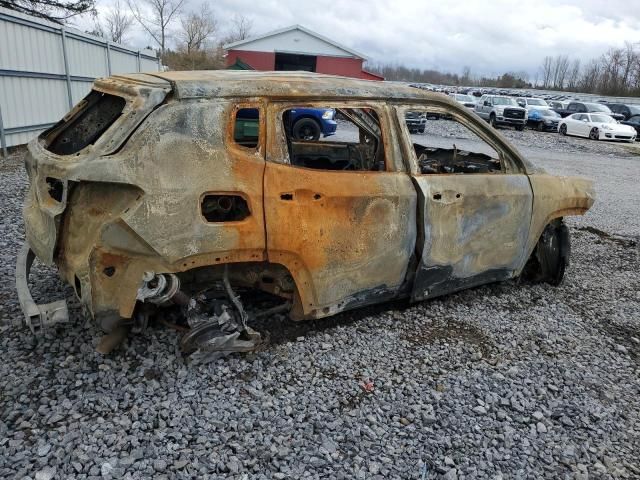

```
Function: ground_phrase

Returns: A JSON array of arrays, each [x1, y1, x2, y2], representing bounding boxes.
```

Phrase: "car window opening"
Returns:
[[234, 108, 260, 149], [407, 110, 502, 174], [44, 90, 126, 155], [282, 107, 386, 172]]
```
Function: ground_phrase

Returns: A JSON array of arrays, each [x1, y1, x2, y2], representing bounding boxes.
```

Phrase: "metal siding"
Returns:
[[0, 6, 159, 150], [110, 50, 139, 74], [70, 80, 93, 106], [0, 76, 68, 128], [7, 129, 47, 146], [140, 57, 159, 72], [67, 37, 108, 78], [0, 19, 64, 74]]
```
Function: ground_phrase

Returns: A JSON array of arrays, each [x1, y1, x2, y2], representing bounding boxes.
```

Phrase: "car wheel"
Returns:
[[292, 118, 321, 141], [559, 124, 567, 135], [489, 114, 497, 128], [589, 127, 599, 140], [536, 121, 544, 131], [522, 221, 569, 286], [515, 124, 524, 131], [418, 127, 425, 134]]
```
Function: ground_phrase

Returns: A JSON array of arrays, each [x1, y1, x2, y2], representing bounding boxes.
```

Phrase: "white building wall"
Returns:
[[0, 6, 160, 154], [233, 29, 356, 57]]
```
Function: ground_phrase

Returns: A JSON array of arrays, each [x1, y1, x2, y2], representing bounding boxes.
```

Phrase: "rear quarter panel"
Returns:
[[527, 174, 595, 256]]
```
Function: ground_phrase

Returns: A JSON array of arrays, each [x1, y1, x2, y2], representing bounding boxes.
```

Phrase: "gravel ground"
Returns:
[[1, 130, 639, 480]]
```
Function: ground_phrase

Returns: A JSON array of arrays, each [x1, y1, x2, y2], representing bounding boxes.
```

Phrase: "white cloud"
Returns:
[[73, 0, 640, 77]]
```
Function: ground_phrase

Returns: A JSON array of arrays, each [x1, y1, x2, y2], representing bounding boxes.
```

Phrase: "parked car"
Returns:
[[17, 71, 594, 359], [288, 107, 337, 140], [450, 93, 476, 109], [553, 101, 624, 120], [405, 111, 427, 133], [558, 113, 636, 141], [606, 103, 640, 121], [620, 114, 640, 138], [547, 100, 568, 111], [516, 97, 550, 110], [475, 95, 527, 130], [527, 108, 561, 131]]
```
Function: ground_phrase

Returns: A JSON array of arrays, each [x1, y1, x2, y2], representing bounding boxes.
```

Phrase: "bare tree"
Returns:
[[579, 58, 602, 92], [540, 56, 553, 88], [225, 13, 252, 43], [0, 0, 94, 22], [551, 55, 570, 89], [621, 42, 637, 92], [566, 59, 581, 90], [99, 0, 134, 43], [179, 5, 216, 53], [127, 0, 186, 55], [460, 66, 471, 85]]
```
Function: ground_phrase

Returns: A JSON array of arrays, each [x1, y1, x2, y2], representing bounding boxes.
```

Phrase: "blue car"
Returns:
[[288, 107, 337, 140]]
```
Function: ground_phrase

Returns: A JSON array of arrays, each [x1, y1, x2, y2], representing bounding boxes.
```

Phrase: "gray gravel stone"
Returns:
[[1, 130, 639, 480]]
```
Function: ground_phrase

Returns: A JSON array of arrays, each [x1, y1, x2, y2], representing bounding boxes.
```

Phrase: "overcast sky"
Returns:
[[76, 0, 640, 79]]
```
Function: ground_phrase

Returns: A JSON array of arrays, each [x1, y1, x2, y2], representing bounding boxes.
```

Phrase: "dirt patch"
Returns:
[[401, 319, 495, 358], [575, 226, 638, 248], [598, 321, 640, 362]]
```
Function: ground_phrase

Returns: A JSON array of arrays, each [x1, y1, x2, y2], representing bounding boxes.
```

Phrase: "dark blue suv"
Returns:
[[236, 107, 337, 142], [287, 107, 337, 140]]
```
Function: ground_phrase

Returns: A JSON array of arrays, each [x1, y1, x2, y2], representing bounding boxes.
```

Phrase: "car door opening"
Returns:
[[283, 107, 385, 171]]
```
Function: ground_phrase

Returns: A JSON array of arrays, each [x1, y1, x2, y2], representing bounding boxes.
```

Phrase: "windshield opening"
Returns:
[[493, 97, 518, 106], [591, 114, 615, 123]]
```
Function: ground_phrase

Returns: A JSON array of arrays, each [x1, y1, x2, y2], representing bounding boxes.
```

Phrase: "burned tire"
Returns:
[[292, 118, 321, 141], [522, 220, 570, 286]]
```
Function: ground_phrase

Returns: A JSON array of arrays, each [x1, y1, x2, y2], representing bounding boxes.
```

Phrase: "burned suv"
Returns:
[[17, 71, 595, 359]]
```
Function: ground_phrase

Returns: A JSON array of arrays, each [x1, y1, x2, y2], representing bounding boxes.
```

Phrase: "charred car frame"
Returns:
[[16, 71, 595, 359]]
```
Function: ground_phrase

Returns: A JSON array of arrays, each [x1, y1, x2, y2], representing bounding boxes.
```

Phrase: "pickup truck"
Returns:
[[553, 101, 624, 121], [475, 95, 527, 130]]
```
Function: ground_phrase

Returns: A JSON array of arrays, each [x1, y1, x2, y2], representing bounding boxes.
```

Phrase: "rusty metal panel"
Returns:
[[114, 101, 267, 265], [263, 100, 416, 318], [264, 162, 417, 318], [526, 174, 595, 256], [411, 174, 533, 300]]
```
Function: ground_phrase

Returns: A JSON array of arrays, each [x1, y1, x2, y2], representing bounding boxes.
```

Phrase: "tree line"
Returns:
[[539, 45, 640, 96], [367, 64, 531, 89]]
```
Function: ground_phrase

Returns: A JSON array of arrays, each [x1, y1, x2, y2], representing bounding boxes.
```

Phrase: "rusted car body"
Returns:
[[17, 71, 595, 354]]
